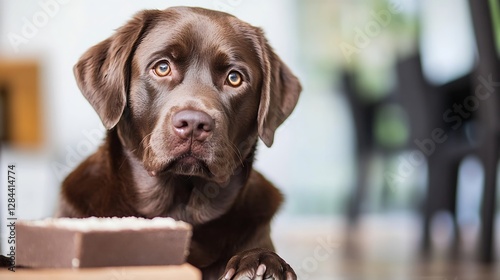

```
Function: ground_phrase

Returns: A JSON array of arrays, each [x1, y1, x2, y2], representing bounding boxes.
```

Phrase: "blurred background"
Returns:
[[1, 0, 500, 278]]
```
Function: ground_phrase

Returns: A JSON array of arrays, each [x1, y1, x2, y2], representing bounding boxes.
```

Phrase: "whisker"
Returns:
[[136, 132, 155, 158], [229, 142, 244, 166], [139, 132, 154, 148]]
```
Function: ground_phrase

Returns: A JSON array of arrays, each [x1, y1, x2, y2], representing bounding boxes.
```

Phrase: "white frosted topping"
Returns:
[[20, 217, 191, 232]]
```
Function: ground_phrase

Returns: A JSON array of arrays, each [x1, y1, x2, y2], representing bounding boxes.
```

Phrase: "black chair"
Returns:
[[468, 0, 500, 263], [396, 55, 477, 254], [343, 0, 498, 263]]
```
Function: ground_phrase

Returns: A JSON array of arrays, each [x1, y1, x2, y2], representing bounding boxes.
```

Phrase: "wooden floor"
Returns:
[[272, 214, 500, 280]]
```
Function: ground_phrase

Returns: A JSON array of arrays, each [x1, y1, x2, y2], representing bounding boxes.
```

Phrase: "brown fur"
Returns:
[[57, 7, 301, 280]]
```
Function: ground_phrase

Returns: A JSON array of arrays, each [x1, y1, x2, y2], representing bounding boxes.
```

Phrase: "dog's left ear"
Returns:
[[256, 29, 302, 147], [74, 10, 159, 129]]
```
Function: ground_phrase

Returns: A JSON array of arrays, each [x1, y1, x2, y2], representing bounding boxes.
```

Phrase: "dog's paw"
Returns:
[[220, 248, 296, 280]]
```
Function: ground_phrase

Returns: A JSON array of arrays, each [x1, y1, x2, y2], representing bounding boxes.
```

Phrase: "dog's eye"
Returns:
[[153, 61, 171, 77], [226, 71, 243, 87]]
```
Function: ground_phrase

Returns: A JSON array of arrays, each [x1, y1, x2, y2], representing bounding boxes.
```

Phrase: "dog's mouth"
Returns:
[[153, 152, 212, 178]]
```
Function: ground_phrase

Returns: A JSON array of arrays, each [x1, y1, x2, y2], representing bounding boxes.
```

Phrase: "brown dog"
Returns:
[[57, 6, 301, 280]]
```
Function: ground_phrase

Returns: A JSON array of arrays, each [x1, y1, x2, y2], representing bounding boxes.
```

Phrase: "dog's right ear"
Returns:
[[74, 10, 158, 129]]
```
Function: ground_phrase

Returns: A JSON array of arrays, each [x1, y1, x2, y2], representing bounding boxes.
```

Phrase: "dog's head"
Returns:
[[74, 7, 301, 183]]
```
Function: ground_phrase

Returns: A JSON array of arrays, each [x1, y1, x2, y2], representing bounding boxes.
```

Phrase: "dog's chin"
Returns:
[[161, 154, 213, 179], [147, 153, 234, 184]]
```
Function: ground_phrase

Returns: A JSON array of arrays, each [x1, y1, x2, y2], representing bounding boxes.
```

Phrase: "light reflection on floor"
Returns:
[[272, 213, 500, 280]]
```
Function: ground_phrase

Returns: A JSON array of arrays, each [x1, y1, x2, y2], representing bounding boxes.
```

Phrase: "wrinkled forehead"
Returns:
[[134, 9, 261, 71]]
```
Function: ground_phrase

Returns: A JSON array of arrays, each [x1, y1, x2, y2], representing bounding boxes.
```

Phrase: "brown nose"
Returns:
[[172, 110, 214, 141]]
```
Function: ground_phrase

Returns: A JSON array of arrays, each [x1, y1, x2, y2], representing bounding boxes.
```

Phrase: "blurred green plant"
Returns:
[[489, 0, 500, 55], [374, 103, 409, 149]]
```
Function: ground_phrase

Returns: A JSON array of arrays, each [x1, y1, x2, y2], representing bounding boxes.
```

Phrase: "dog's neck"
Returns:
[[109, 129, 257, 225]]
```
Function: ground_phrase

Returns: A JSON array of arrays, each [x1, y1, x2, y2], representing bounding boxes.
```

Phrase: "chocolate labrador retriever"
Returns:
[[57, 6, 301, 280]]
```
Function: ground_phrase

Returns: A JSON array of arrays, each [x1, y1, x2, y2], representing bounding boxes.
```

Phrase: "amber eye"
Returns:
[[153, 61, 171, 77], [227, 71, 243, 87]]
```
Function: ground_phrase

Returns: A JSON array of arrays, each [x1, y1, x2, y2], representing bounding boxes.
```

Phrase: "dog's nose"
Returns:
[[172, 110, 214, 141]]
